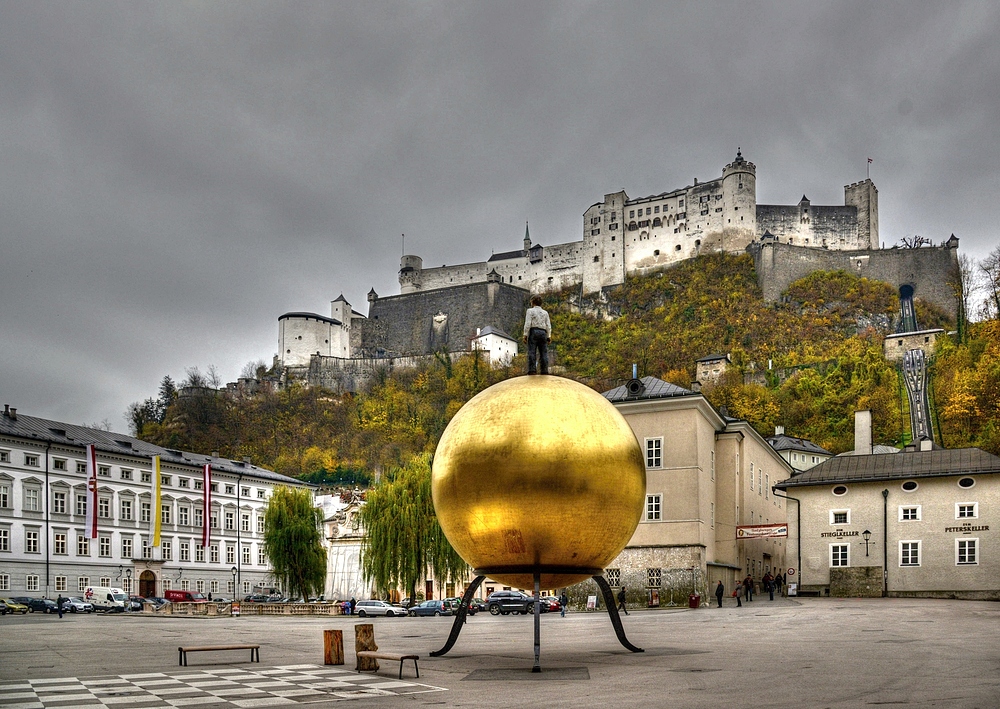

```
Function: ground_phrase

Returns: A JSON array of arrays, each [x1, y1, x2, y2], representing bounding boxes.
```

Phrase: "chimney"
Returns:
[[854, 410, 872, 455], [775, 425, 785, 436], [211, 450, 219, 458], [919, 438, 933, 452], [691, 381, 702, 392], [3, 404, 8, 417], [8, 407, 16, 421]]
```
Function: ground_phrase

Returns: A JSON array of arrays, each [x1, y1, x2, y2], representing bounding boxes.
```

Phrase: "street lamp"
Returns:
[[862, 530, 872, 556], [231, 566, 238, 596]]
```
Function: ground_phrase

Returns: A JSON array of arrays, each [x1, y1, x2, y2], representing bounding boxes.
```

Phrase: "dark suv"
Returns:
[[486, 591, 536, 615]]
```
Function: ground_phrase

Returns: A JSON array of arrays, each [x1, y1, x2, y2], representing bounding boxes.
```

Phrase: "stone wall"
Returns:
[[748, 240, 959, 320], [830, 566, 883, 597], [361, 281, 529, 357], [567, 545, 708, 609]]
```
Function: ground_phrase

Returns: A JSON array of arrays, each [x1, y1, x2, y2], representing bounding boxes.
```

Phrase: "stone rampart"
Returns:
[[830, 566, 883, 597], [361, 281, 529, 357], [748, 241, 959, 319]]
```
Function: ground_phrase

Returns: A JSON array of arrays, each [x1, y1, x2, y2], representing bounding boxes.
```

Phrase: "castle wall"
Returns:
[[360, 281, 529, 357], [757, 204, 861, 248], [749, 241, 959, 319]]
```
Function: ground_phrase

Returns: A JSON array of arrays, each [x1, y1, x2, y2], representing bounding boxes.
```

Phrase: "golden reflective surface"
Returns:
[[432, 375, 646, 588]]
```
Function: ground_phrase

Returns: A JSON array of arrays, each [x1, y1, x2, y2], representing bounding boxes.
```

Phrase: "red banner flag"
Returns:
[[203, 463, 212, 548], [86, 444, 99, 539]]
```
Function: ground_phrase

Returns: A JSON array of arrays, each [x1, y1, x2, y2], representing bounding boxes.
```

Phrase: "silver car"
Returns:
[[61, 597, 94, 613], [354, 600, 407, 617]]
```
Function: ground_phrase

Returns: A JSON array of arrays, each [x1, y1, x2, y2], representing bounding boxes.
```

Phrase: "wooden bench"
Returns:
[[356, 651, 419, 679], [178, 644, 260, 666]]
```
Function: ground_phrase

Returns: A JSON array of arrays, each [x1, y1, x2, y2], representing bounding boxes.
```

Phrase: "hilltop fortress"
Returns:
[[276, 150, 958, 388], [400, 150, 878, 297]]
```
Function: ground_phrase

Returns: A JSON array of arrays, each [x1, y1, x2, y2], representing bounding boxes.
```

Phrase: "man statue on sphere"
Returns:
[[523, 295, 552, 375]]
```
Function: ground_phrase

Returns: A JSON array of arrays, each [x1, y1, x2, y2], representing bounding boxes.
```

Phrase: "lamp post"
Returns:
[[861, 530, 872, 557], [231, 566, 238, 597], [125, 569, 132, 596]]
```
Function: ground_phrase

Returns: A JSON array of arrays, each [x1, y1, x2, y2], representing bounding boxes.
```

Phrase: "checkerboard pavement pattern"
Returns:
[[0, 664, 447, 708]]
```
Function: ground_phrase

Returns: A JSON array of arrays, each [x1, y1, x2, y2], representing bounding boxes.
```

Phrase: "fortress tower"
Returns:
[[721, 148, 757, 251], [399, 254, 423, 294], [845, 179, 879, 249]]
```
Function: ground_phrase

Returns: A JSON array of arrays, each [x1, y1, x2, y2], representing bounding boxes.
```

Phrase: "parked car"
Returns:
[[486, 591, 537, 615], [471, 597, 487, 613], [126, 596, 145, 611], [541, 596, 562, 612], [0, 599, 10, 615], [11, 597, 60, 614], [244, 594, 273, 603], [145, 597, 171, 609], [210, 597, 233, 604], [408, 600, 453, 617], [61, 597, 94, 613], [355, 600, 407, 618], [0, 598, 29, 614], [443, 597, 477, 615]]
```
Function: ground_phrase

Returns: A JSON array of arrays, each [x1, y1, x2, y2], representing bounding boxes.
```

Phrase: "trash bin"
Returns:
[[688, 594, 700, 609]]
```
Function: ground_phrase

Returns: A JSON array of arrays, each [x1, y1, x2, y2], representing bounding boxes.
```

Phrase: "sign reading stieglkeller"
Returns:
[[944, 522, 990, 533], [736, 524, 788, 539], [820, 529, 860, 538]]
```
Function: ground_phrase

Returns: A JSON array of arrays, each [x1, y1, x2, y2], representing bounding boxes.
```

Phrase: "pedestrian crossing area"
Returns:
[[0, 664, 447, 708]]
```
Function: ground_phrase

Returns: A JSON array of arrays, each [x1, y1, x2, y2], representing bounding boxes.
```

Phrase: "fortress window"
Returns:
[[701, 210, 708, 216], [715, 207, 722, 212], [695, 240, 701, 247], [654, 205, 660, 213], [629, 210, 635, 218], [591, 229, 600, 236], [675, 245, 682, 251], [674, 228, 680, 233], [610, 212, 616, 220], [609, 223, 618, 230], [611, 236, 616, 241], [646, 207, 651, 215], [593, 256, 600, 263], [653, 250, 660, 256], [678, 200, 684, 207]]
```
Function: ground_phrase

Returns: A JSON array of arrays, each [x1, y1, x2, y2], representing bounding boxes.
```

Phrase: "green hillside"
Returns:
[[133, 253, 1000, 479]]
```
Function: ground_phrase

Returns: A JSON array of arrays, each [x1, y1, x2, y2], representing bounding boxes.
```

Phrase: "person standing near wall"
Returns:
[[715, 581, 724, 608], [616, 586, 629, 615], [523, 295, 552, 375]]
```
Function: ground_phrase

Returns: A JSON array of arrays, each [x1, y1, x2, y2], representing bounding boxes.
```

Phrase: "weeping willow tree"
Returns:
[[262, 486, 327, 601], [359, 453, 468, 600]]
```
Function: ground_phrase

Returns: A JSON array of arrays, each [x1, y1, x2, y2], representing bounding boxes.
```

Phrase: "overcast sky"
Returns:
[[2, 1, 998, 430]]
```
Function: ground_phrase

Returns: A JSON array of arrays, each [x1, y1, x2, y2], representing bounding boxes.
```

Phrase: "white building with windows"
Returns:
[[775, 445, 1000, 599], [598, 376, 793, 601], [766, 426, 833, 472], [0, 405, 311, 600]]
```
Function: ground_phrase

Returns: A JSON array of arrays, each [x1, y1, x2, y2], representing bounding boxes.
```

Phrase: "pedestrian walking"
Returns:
[[715, 581, 724, 608], [56, 595, 64, 619], [523, 295, 552, 375], [764, 572, 775, 601], [743, 574, 754, 602], [616, 586, 629, 615], [559, 592, 568, 617]]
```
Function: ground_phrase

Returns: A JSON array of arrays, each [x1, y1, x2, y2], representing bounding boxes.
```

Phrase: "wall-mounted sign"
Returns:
[[821, 529, 859, 538], [944, 525, 989, 533], [736, 524, 788, 539]]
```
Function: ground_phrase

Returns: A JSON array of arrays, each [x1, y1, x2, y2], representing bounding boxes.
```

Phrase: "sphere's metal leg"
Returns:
[[532, 573, 541, 673], [593, 575, 643, 653], [430, 575, 485, 657]]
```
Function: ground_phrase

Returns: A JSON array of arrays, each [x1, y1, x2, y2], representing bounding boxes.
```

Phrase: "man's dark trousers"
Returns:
[[527, 327, 549, 374]]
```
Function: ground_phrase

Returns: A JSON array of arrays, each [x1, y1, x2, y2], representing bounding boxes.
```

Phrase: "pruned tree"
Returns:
[[949, 253, 978, 344], [359, 453, 468, 600], [262, 486, 327, 601]]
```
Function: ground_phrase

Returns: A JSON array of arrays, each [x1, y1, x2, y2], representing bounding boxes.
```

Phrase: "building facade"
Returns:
[[0, 406, 311, 600], [766, 426, 833, 472], [594, 377, 792, 604]]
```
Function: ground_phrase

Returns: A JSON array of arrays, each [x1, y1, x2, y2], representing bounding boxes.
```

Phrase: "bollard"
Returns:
[[324, 629, 344, 665]]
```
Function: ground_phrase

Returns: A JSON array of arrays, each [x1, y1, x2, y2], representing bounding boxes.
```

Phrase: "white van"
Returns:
[[84, 586, 127, 612]]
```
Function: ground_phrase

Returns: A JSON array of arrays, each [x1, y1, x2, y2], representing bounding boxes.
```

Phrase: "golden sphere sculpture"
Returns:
[[432, 375, 646, 589]]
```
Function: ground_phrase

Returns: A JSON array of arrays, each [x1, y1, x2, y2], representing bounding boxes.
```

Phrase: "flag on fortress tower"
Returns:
[[85, 444, 98, 539], [868, 157, 873, 163], [151, 455, 161, 546], [202, 463, 212, 548]]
